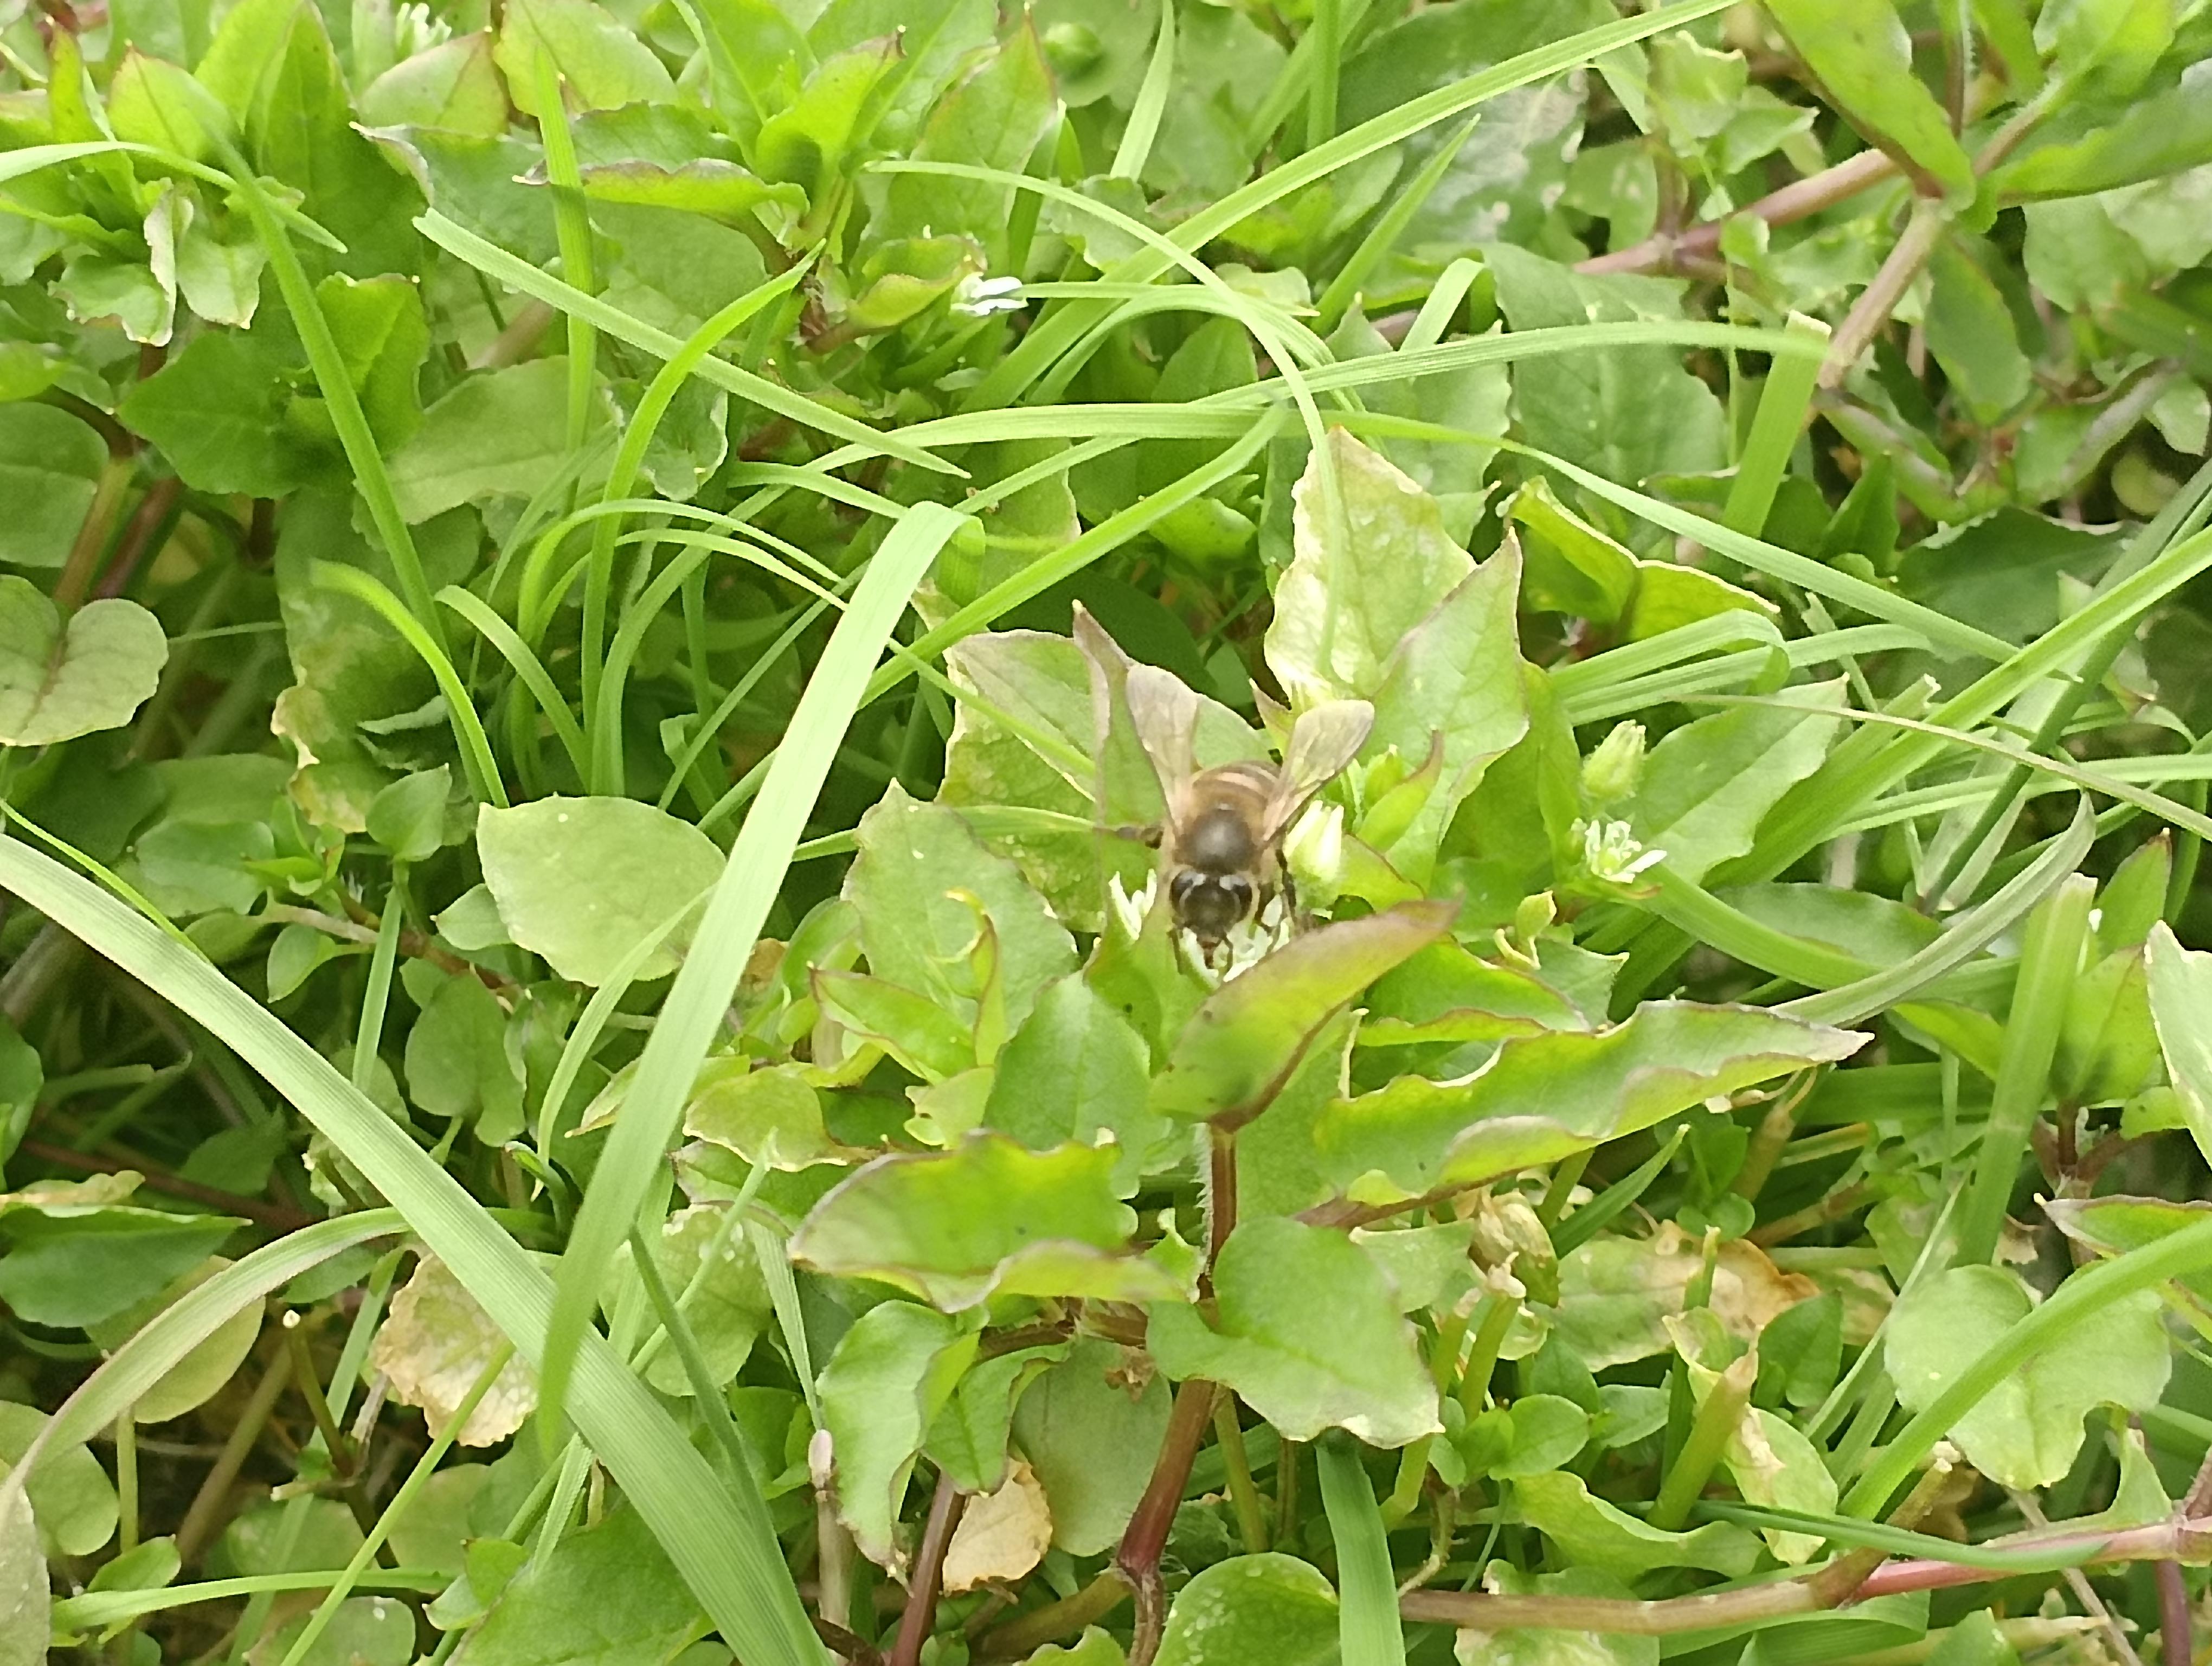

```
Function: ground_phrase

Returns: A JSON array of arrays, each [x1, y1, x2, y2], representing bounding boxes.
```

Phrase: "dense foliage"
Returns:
[[8, 1, 2212, 1664]]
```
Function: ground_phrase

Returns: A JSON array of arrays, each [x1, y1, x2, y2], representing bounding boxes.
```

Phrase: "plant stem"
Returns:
[[1819, 197, 1949, 391], [53, 452, 134, 612], [1456, 1291, 1517, 1414], [1213, 1394, 1270, 1553], [1649, 1351, 1754, 1529], [1379, 1436, 1431, 1529], [1579, 149, 1900, 277], [1956, 874, 2094, 1265], [974, 1571, 1131, 1659], [889, 1468, 964, 1666], [115, 1411, 138, 1552], [1117, 1377, 1219, 1666], [176, 1339, 290, 1566], [96, 476, 184, 601]]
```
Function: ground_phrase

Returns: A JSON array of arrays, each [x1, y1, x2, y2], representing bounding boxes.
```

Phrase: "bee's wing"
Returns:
[[1263, 698, 1373, 841], [1124, 665, 1200, 808]]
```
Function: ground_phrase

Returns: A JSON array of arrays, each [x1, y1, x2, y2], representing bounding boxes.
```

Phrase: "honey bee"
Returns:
[[1124, 662, 1373, 957]]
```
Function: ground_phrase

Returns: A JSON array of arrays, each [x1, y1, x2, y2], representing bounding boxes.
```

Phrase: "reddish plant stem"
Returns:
[[1117, 1379, 1220, 1666], [2157, 1557, 2192, 1666], [889, 1469, 966, 1666], [1580, 149, 1900, 277], [1207, 1125, 1238, 1264], [96, 476, 184, 601]]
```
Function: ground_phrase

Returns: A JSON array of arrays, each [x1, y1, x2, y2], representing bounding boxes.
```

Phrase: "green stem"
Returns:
[[1379, 1436, 1431, 1529], [1649, 1353, 1754, 1531], [273, 1341, 517, 1666], [1956, 874, 2094, 1265], [1456, 1292, 1517, 1414], [1213, 1395, 1270, 1554]]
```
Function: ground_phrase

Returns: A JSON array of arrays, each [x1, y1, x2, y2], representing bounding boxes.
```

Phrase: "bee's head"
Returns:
[[1169, 868, 1256, 945]]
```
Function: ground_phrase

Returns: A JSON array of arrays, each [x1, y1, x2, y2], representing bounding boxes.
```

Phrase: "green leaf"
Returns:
[[1628, 682, 1844, 885], [387, 359, 603, 523], [0, 1401, 115, 1557], [1360, 938, 1589, 1047], [1721, 1404, 1839, 1564], [878, 20, 1060, 262], [1150, 902, 1457, 1129], [120, 331, 327, 498], [1553, 1223, 1819, 1370], [1510, 477, 1639, 623], [684, 1060, 856, 1171], [1487, 245, 1728, 484], [812, 968, 979, 1082], [1886, 1264, 2171, 1488], [1992, 73, 2212, 200], [1147, 1215, 1439, 1447], [1009, 1336, 1169, 1555], [4, 1492, 49, 1666], [846, 782, 1076, 1031], [755, 34, 901, 198], [177, 213, 268, 330], [2034, 0, 2174, 98], [985, 973, 1166, 1193], [1156, 1553, 1339, 1666], [1265, 427, 1475, 708], [1316, 1004, 1865, 1199], [2147, 922, 2212, 1167], [816, 1299, 978, 1566], [925, 1342, 1066, 1494], [314, 274, 430, 453], [450, 1507, 703, 1666], [617, 1204, 770, 1396], [0, 1179, 240, 1329], [404, 969, 524, 1138], [477, 796, 722, 986], [575, 158, 805, 224], [0, 582, 166, 751], [83, 1255, 262, 1424], [1761, 0, 1973, 199], [1366, 546, 1530, 880], [0, 405, 105, 569], [366, 766, 451, 863], [359, 33, 511, 138], [1926, 238, 2032, 422], [1514, 1469, 1761, 1579], [789, 1132, 1182, 1310], [247, 0, 423, 277], [495, 0, 676, 117]]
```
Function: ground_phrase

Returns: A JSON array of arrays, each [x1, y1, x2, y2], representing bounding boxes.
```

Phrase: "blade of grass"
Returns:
[[1722, 312, 1831, 536], [1317, 116, 1479, 334], [1110, 0, 1174, 181], [436, 585, 590, 782], [538, 503, 969, 1437], [583, 260, 812, 791], [1307, 0, 1342, 149], [306, 561, 507, 808], [415, 209, 956, 476], [1783, 798, 2097, 1028], [1552, 1128, 1691, 1256], [1954, 873, 2095, 1266], [0, 841, 824, 1666], [967, 0, 1735, 409], [189, 119, 443, 652], [529, 56, 599, 485], [1844, 1210, 2212, 1516], [1317, 1438, 1405, 1666]]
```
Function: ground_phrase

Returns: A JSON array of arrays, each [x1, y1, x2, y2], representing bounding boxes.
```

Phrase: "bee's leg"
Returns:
[[1110, 823, 1165, 849], [1276, 856, 1313, 936]]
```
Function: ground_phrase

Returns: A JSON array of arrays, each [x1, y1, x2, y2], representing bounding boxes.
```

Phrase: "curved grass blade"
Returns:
[[308, 561, 509, 808], [416, 208, 956, 476], [438, 584, 590, 781], [538, 503, 969, 1439], [0, 842, 825, 1666], [967, 0, 1737, 408]]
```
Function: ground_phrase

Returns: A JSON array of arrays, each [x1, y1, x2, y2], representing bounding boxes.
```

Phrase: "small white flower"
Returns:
[[1578, 817, 1667, 886], [1108, 870, 1158, 941], [952, 273, 1026, 317]]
